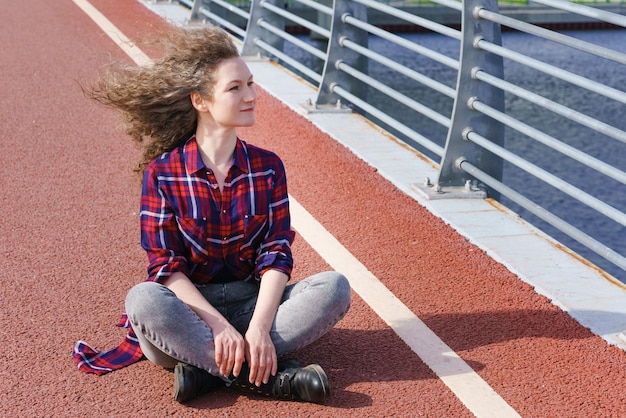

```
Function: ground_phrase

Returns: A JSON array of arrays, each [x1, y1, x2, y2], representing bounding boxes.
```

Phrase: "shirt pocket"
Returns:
[[239, 214, 268, 263], [176, 217, 210, 260]]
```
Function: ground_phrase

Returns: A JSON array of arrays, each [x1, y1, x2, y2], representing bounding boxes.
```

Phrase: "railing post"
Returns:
[[189, 0, 205, 21], [241, 0, 284, 58], [315, 0, 368, 106], [434, 0, 504, 198]]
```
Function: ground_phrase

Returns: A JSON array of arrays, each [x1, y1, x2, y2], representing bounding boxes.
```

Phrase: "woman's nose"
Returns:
[[245, 85, 257, 102]]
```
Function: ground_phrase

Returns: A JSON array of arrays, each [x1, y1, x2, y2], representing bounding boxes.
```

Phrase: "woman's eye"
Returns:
[[229, 85, 239, 91], [247, 81, 255, 87]]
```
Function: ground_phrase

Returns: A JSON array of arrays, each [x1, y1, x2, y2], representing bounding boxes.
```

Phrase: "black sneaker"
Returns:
[[273, 363, 330, 404], [231, 361, 330, 404], [174, 362, 223, 403]]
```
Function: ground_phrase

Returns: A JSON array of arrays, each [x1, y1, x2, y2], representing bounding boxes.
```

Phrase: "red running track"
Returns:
[[1, 0, 626, 416]]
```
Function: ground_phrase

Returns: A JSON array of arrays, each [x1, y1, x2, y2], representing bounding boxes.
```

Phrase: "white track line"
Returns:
[[290, 197, 520, 418], [73, 0, 151, 66], [73, 1, 521, 416]]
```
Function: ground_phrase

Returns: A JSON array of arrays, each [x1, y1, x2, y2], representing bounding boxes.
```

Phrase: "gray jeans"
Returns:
[[125, 271, 350, 376]]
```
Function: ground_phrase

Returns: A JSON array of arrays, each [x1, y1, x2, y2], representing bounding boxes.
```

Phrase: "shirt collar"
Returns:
[[184, 136, 249, 175]]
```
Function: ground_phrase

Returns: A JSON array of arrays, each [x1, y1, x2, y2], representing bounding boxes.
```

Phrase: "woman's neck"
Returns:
[[195, 126, 237, 168]]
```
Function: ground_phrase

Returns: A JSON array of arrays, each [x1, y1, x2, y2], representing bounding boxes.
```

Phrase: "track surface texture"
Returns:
[[2, 0, 626, 416]]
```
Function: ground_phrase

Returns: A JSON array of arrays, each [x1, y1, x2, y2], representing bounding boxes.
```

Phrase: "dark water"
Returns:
[[488, 30, 626, 282], [285, 29, 626, 282]]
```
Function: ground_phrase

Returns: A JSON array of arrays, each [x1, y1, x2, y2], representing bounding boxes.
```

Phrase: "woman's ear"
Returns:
[[190, 92, 208, 112]]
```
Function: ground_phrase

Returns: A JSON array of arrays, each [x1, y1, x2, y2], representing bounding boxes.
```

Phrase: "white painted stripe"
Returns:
[[73, 1, 520, 416], [289, 196, 520, 418], [72, 0, 152, 66]]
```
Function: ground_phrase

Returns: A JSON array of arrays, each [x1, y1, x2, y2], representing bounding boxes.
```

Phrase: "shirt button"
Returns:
[[222, 210, 227, 214], [223, 237, 228, 241]]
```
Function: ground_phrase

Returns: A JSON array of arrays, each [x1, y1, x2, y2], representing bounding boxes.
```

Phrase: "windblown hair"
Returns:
[[87, 26, 240, 175]]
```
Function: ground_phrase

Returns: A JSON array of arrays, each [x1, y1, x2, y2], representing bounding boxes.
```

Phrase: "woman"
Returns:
[[74, 26, 350, 405]]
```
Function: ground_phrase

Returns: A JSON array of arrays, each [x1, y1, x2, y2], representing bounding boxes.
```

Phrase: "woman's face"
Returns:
[[201, 57, 257, 129]]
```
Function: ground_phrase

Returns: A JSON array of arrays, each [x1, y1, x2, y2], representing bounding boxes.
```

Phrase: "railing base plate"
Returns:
[[411, 183, 487, 200], [298, 102, 352, 114]]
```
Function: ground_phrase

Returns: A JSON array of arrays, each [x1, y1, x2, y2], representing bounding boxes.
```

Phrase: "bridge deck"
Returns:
[[2, 0, 626, 416]]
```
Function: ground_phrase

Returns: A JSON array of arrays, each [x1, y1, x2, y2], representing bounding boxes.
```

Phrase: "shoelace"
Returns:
[[275, 372, 294, 398]]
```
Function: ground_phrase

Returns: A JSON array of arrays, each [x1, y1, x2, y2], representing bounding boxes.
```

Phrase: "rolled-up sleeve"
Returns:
[[256, 157, 295, 279], [139, 165, 190, 282]]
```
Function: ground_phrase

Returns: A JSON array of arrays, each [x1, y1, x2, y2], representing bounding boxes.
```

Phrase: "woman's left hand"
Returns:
[[244, 269, 288, 386], [244, 326, 278, 387]]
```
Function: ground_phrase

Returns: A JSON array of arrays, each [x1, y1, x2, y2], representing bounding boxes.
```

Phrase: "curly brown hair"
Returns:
[[86, 26, 239, 175]]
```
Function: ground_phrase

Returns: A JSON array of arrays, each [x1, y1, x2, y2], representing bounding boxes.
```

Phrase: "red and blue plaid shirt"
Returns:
[[73, 137, 295, 374]]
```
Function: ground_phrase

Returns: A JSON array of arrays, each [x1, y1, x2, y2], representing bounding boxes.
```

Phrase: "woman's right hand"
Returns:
[[211, 321, 246, 378], [162, 272, 246, 378]]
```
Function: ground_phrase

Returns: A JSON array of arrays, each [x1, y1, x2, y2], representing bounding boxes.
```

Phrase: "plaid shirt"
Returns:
[[141, 136, 294, 284], [73, 137, 295, 374]]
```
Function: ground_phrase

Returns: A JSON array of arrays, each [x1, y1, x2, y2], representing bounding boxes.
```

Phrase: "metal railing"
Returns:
[[166, 0, 626, 282]]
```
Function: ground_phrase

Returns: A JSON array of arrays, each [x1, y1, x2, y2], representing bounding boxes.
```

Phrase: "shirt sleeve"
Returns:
[[256, 156, 295, 279], [139, 164, 190, 282]]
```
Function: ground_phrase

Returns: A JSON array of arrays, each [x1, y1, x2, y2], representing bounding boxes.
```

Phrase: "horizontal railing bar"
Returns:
[[461, 160, 626, 271], [477, 39, 626, 106], [352, 0, 462, 40], [341, 37, 456, 99], [200, 10, 247, 37], [293, 0, 333, 16], [254, 38, 323, 83], [470, 98, 626, 186], [477, 8, 626, 66], [474, 70, 626, 144], [337, 60, 452, 127], [343, 14, 459, 71], [530, 0, 626, 29], [261, 1, 330, 39], [210, 0, 251, 19], [331, 84, 445, 157], [258, 19, 327, 60], [466, 129, 626, 227]]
